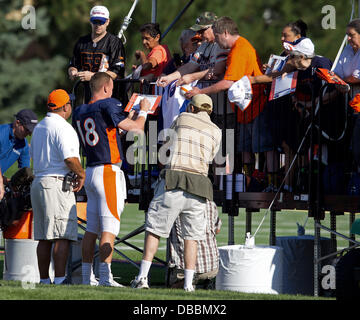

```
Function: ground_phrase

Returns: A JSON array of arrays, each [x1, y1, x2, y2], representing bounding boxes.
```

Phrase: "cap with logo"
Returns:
[[190, 12, 217, 32], [15, 109, 38, 133], [283, 37, 315, 58], [90, 5, 110, 24], [47, 89, 75, 110], [190, 94, 213, 113], [228, 76, 253, 111]]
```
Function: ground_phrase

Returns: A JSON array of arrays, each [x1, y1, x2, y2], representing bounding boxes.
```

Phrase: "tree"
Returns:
[[1, 0, 355, 123], [0, 0, 67, 122]]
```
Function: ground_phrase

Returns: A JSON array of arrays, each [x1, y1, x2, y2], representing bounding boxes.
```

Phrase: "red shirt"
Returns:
[[141, 44, 172, 78]]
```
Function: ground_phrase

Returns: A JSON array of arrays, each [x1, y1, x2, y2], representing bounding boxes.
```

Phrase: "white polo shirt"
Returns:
[[334, 44, 360, 80], [30, 112, 80, 177]]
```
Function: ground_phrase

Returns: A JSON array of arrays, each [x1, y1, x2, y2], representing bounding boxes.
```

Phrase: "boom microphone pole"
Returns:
[[118, 0, 140, 44]]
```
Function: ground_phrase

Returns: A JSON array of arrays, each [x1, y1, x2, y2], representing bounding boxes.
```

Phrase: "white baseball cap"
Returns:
[[283, 37, 315, 57], [228, 76, 253, 111], [90, 6, 110, 23]]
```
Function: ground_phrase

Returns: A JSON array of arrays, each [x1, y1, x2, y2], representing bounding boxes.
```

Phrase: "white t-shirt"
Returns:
[[30, 112, 80, 177]]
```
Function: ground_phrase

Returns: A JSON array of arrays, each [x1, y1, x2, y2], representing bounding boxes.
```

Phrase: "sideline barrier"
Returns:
[[72, 78, 360, 295]]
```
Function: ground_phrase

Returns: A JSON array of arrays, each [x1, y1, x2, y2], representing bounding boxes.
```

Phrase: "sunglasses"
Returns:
[[91, 19, 106, 26]]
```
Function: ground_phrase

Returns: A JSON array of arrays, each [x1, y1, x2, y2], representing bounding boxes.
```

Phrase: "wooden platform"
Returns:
[[213, 191, 360, 213]]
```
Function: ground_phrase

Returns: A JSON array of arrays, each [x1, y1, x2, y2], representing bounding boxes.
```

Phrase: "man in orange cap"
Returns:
[[30, 89, 85, 285]]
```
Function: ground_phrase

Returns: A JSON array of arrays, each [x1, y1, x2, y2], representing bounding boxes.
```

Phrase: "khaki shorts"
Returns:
[[146, 179, 206, 240], [30, 176, 78, 241]]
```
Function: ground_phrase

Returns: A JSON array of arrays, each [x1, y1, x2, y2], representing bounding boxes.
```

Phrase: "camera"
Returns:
[[62, 172, 76, 192]]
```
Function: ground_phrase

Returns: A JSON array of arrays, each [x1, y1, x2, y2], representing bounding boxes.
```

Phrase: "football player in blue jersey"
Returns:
[[73, 72, 150, 286]]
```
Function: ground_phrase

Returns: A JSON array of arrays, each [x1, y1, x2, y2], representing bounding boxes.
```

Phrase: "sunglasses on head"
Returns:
[[91, 19, 106, 26]]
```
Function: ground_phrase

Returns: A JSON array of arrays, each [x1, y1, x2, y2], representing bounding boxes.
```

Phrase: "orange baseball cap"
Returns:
[[47, 89, 75, 110]]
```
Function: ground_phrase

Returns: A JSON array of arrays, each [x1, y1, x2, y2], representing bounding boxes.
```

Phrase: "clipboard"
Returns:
[[125, 93, 162, 115], [269, 71, 298, 100]]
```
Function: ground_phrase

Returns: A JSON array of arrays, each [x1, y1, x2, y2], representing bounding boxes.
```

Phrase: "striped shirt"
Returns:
[[169, 111, 221, 176]]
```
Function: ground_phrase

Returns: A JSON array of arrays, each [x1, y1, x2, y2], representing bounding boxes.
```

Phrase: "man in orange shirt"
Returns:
[[185, 16, 274, 185]]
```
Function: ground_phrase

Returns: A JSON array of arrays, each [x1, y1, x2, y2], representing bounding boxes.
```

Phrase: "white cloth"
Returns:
[[30, 112, 80, 177], [158, 81, 196, 130], [334, 44, 360, 80], [228, 76, 253, 111]]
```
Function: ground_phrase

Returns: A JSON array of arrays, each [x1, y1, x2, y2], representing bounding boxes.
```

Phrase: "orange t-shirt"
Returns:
[[141, 44, 172, 78], [224, 36, 267, 123]]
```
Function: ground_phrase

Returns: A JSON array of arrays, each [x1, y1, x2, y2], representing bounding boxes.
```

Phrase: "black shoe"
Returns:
[[59, 278, 72, 285]]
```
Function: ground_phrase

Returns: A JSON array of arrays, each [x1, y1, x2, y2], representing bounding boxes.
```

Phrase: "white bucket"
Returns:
[[3, 236, 98, 284], [3, 239, 41, 283], [216, 245, 283, 294]]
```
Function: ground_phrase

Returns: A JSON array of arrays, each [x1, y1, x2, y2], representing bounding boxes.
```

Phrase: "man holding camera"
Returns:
[[30, 89, 85, 285]]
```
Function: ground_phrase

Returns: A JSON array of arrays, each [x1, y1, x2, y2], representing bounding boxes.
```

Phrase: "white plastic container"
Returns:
[[216, 245, 283, 294], [3, 239, 41, 283]]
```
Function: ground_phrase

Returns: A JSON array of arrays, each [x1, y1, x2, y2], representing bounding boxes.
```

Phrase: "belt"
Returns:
[[49, 176, 65, 181]]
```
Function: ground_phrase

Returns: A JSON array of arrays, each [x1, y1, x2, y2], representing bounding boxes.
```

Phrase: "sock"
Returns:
[[40, 278, 51, 284], [184, 269, 195, 289], [268, 172, 278, 187], [54, 276, 66, 285], [99, 262, 111, 283], [82, 262, 92, 285], [137, 260, 152, 280]]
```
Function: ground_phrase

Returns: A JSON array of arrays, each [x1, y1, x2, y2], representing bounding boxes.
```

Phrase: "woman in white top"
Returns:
[[334, 19, 360, 166]]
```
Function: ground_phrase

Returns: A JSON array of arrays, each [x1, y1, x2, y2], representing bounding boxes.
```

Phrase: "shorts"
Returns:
[[84, 164, 126, 236], [263, 96, 301, 151], [146, 179, 206, 240], [236, 110, 274, 153], [31, 176, 77, 241]]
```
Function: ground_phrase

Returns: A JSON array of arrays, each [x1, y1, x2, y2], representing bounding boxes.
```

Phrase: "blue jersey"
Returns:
[[0, 123, 30, 174], [72, 98, 127, 167]]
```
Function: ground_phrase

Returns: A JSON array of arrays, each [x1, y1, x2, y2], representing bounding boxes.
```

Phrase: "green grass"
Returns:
[[1, 202, 356, 300], [0, 279, 330, 300]]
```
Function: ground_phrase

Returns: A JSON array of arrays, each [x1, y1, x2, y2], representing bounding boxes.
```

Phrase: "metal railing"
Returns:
[[72, 77, 360, 295]]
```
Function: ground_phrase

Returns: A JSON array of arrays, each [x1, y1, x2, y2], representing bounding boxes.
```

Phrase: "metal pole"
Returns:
[[269, 210, 276, 246], [151, 0, 157, 23], [161, 0, 195, 41], [314, 219, 321, 297], [228, 216, 235, 245]]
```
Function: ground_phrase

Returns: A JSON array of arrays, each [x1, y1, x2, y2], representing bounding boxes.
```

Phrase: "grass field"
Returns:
[[1, 202, 358, 301]]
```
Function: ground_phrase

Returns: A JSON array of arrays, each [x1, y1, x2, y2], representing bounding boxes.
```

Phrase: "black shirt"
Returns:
[[69, 32, 125, 78]]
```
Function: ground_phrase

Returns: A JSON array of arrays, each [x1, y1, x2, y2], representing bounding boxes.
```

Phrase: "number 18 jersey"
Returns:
[[72, 98, 127, 167]]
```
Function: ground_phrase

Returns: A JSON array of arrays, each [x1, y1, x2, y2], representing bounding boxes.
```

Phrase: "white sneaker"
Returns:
[[99, 275, 125, 287], [130, 277, 149, 289], [90, 275, 99, 286], [184, 286, 195, 292]]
